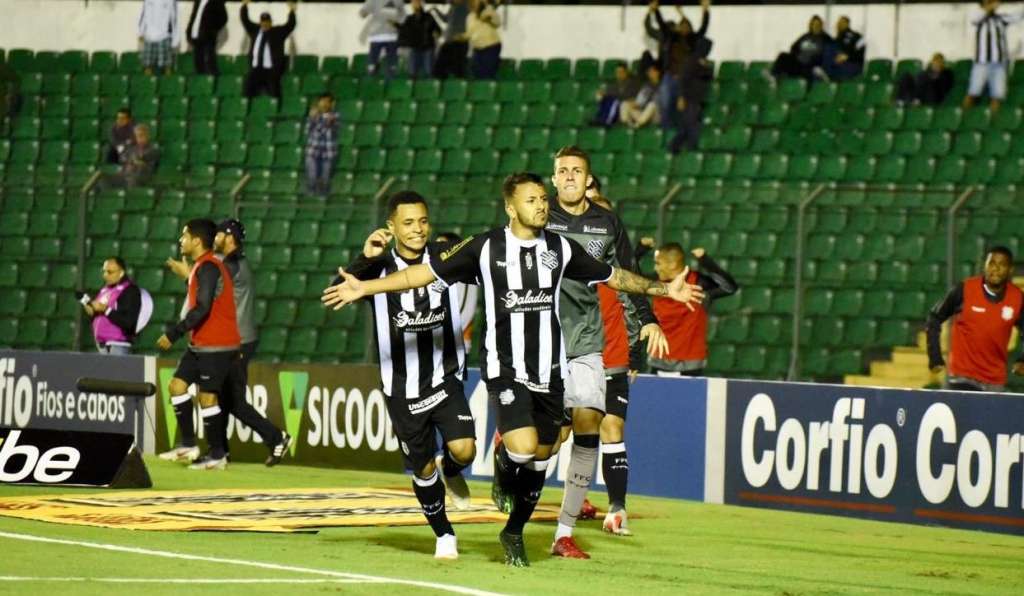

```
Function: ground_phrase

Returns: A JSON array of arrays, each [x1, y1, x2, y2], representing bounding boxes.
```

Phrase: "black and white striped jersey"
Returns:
[[427, 227, 614, 394], [972, 9, 1024, 64], [347, 244, 467, 400]]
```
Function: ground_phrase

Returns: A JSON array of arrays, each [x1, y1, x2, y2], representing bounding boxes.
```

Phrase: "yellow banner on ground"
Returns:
[[0, 488, 559, 532]]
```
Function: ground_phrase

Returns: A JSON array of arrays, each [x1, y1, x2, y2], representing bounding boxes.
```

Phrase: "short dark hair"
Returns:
[[117, 107, 131, 117], [988, 245, 1014, 262], [554, 145, 591, 172], [386, 190, 428, 218], [658, 242, 685, 257], [614, 62, 628, 70], [104, 257, 127, 271], [319, 92, 334, 101], [185, 218, 217, 250], [502, 172, 545, 201]]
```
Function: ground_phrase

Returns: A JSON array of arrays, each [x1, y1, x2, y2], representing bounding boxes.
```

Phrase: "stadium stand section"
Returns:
[[1, 49, 1022, 384]]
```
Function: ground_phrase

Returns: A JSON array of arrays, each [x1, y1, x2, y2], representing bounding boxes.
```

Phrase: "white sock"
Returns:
[[555, 522, 574, 540]]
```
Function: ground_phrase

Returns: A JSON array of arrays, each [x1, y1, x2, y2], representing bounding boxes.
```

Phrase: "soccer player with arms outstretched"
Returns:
[[323, 173, 704, 566]]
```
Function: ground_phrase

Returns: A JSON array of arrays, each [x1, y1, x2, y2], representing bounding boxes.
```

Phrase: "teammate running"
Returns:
[[156, 219, 238, 470], [322, 173, 704, 567], [333, 192, 476, 560]]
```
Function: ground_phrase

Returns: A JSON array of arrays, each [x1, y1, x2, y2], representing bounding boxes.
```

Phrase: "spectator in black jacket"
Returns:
[[823, 16, 865, 81], [591, 62, 642, 127], [431, 0, 470, 79], [645, 0, 711, 80], [240, 0, 297, 99], [400, 0, 442, 79], [106, 107, 135, 164], [896, 53, 955, 105], [770, 15, 832, 83], [187, 0, 228, 76]]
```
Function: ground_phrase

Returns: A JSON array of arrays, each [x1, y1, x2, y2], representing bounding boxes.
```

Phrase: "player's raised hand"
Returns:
[[667, 267, 704, 310], [322, 268, 366, 310], [363, 228, 393, 259], [640, 323, 670, 359]]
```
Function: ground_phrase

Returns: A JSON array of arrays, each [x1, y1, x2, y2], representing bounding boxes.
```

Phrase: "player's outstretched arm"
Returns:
[[607, 266, 705, 310], [321, 263, 437, 310]]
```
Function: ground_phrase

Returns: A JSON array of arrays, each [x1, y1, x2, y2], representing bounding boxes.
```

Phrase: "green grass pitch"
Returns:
[[1, 457, 1022, 595]]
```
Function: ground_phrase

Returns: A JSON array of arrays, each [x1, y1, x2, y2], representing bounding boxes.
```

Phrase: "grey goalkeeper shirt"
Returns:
[[223, 251, 258, 345]]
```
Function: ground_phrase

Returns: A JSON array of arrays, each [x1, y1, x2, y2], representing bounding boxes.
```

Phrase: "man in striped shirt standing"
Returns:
[[323, 173, 704, 567], [964, 0, 1024, 111]]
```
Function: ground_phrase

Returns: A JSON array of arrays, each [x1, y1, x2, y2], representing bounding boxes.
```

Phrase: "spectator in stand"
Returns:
[[101, 124, 160, 189], [360, 0, 406, 79], [187, 0, 228, 76], [822, 16, 865, 81], [769, 15, 832, 83], [467, 0, 502, 79], [641, 1, 672, 73], [400, 0, 443, 79], [926, 246, 1024, 392], [431, 0, 470, 79], [647, 244, 738, 377], [620, 63, 678, 130], [106, 107, 135, 164], [896, 53, 955, 105], [240, 0, 297, 99], [646, 0, 711, 80], [83, 257, 151, 355], [305, 93, 340, 197], [591, 62, 642, 127], [964, 0, 1024, 112], [138, 0, 179, 76]]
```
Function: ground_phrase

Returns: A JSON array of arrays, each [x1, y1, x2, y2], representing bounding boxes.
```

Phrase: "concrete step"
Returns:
[[870, 361, 933, 380], [844, 375, 930, 389], [891, 350, 931, 366]]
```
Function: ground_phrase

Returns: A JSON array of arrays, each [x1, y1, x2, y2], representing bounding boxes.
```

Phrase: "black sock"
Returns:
[[441, 446, 468, 477], [504, 459, 548, 535], [200, 405, 227, 459], [413, 471, 454, 537], [171, 394, 196, 448], [601, 442, 629, 511], [495, 443, 521, 490]]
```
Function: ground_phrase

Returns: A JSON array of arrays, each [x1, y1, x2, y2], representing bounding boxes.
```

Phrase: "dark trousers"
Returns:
[[245, 68, 281, 99], [368, 41, 399, 78], [471, 43, 501, 79], [192, 37, 220, 76], [772, 52, 815, 81], [669, 103, 704, 154], [409, 48, 435, 79], [434, 41, 468, 79], [219, 341, 283, 450]]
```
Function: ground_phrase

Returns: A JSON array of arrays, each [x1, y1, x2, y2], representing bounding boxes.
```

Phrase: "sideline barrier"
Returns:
[[6, 350, 1022, 535], [719, 380, 1024, 536], [0, 350, 150, 448]]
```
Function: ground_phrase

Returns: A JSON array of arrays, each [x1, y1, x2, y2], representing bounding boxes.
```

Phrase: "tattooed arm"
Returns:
[[607, 266, 705, 308]]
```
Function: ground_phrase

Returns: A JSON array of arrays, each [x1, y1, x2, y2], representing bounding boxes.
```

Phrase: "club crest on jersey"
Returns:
[[1003, 306, 1015, 321], [585, 239, 605, 259], [429, 280, 447, 294], [540, 250, 559, 270]]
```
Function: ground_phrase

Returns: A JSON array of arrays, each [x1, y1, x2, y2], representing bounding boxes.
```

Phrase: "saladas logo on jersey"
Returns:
[[723, 380, 1024, 535], [0, 350, 141, 435], [155, 360, 402, 470]]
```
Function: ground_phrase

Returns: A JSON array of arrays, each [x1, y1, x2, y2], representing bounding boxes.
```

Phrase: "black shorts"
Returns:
[[173, 349, 240, 394], [490, 382, 563, 446], [385, 380, 475, 473], [604, 372, 630, 420]]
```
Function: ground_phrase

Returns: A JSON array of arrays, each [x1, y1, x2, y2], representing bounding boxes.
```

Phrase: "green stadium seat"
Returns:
[[953, 132, 982, 157], [216, 75, 244, 97], [90, 51, 118, 74], [921, 131, 951, 156]]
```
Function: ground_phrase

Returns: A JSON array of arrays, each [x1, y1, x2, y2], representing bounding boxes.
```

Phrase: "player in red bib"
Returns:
[[926, 246, 1024, 392]]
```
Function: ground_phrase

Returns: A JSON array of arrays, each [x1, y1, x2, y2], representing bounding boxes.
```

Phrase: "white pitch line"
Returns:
[[0, 577, 377, 584], [0, 531, 506, 596]]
